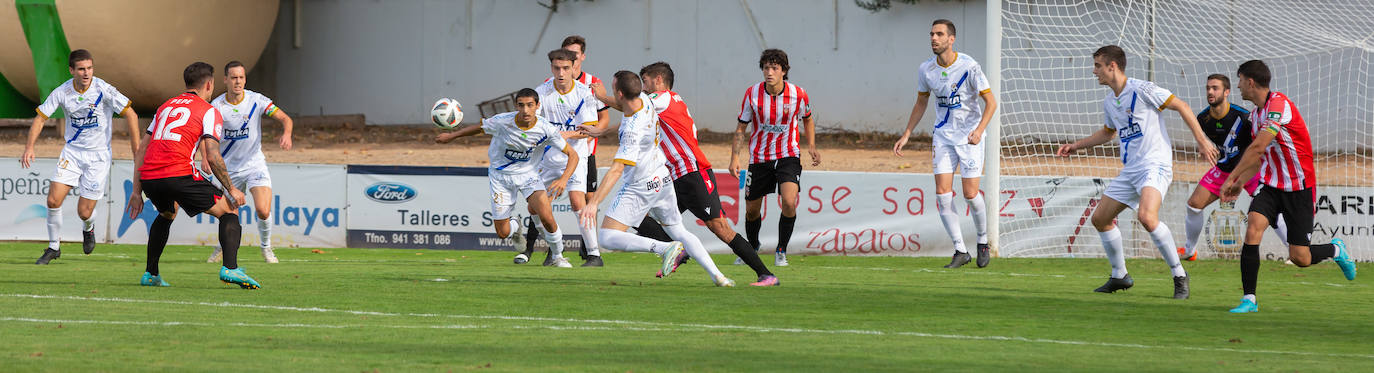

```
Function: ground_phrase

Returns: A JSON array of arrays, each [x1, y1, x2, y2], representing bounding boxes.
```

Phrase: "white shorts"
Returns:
[[490, 171, 544, 221], [229, 167, 273, 192], [932, 142, 985, 178], [1102, 165, 1172, 210], [604, 175, 681, 228], [51, 147, 110, 200], [539, 155, 587, 193]]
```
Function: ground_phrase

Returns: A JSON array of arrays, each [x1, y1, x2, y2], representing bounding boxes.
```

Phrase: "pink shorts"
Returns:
[[1199, 165, 1260, 197]]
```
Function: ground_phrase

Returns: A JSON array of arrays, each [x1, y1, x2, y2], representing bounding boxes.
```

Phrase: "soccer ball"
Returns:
[[430, 98, 463, 129]]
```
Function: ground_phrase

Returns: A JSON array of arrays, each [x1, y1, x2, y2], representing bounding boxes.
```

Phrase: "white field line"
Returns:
[[3, 294, 1373, 360], [810, 266, 1363, 287], [0, 317, 680, 332]]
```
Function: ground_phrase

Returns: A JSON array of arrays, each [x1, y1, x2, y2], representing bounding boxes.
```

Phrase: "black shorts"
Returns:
[[1248, 186, 1315, 246], [674, 169, 724, 221], [585, 155, 598, 192], [142, 175, 223, 217], [745, 157, 802, 201]]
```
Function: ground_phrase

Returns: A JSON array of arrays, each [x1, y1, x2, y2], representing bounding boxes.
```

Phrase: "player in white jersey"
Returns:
[[893, 20, 998, 269], [523, 48, 606, 267], [435, 88, 580, 267], [21, 49, 140, 264], [207, 60, 295, 264], [580, 71, 733, 286], [1056, 45, 1218, 299]]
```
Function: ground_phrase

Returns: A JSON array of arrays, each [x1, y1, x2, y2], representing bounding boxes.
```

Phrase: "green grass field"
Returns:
[[0, 242, 1369, 372]]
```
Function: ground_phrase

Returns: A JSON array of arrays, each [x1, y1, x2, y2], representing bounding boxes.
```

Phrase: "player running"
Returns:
[[126, 62, 259, 289], [1178, 74, 1287, 261], [1056, 45, 1218, 299], [21, 49, 140, 264], [1220, 60, 1357, 313], [585, 62, 779, 286], [730, 48, 820, 267], [580, 71, 734, 286], [207, 60, 295, 264], [892, 19, 998, 269], [436, 88, 580, 268]]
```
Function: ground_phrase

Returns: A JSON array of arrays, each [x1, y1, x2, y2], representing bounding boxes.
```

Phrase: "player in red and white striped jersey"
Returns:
[[588, 62, 777, 285], [1219, 60, 1356, 313], [126, 62, 259, 289], [729, 49, 820, 267]]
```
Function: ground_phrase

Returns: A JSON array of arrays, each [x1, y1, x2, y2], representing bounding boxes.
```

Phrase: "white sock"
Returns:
[[1149, 223, 1186, 277], [543, 227, 565, 258], [1242, 294, 1256, 303], [966, 192, 988, 245], [1273, 214, 1289, 244], [1100, 227, 1126, 278], [600, 228, 664, 254], [1183, 206, 1204, 256], [936, 192, 966, 253], [47, 208, 62, 250], [573, 209, 600, 256], [258, 213, 272, 248], [663, 223, 724, 279], [82, 209, 96, 232]]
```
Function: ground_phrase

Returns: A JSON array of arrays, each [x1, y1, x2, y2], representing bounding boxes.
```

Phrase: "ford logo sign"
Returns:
[[365, 182, 417, 203]]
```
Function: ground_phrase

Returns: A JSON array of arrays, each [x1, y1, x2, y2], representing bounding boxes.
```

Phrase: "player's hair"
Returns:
[[1237, 60, 1271, 88], [183, 62, 215, 88], [68, 49, 93, 68], [560, 35, 587, 53], [758, 48, 791, 80], [224, 60, 246, 74], [1206, 73, 1230, 89], [547, 49, 578, 63], [1092, 45, 1127, 70], [639, 62, 674, 89], [613, 70, 642, 99], [932, 19, 956, 36], [515, 88, 539, 102]]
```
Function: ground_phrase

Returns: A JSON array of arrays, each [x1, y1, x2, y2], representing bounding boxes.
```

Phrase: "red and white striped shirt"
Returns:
[[738, 81, 811, 164], [546, 71, 605, 154], [648, 90, 711, 180], [1249, 91, 1315, 191]]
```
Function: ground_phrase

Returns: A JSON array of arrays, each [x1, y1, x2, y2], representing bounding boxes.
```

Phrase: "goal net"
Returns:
[[998, 0, 1374, 260]]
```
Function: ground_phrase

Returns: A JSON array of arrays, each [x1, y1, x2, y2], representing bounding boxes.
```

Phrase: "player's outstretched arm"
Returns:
[[549, 144, 580, 198], [1220, 129, 1276, 201], [200, 137, 245, 207], [126, 134, 153, 219], [1164, 97, 1218, 165], [728, 121, 750, 176], [588, 82, 622, 112], [1056, 126, 1115, 157], [122, 107, 141, 157], [968, 90, 998, 145], [272, 109, 294, 150], [434, 124, 482, 143], [893, 94, 931, 157]]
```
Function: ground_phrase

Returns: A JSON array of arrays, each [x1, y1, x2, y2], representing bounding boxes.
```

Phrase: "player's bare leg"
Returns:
[[1090, 196, 1133, 293], [1138, 187, 1188, 299], [775, 181, 799, 266], [527, 191, 571, 268], [249, 186, 278, 263], [933, 173, 969, 268]]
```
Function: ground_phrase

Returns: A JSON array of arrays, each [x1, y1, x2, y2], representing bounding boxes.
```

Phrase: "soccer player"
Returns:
[[580, 71, 734, 287], [436, 88, 580, 267], [1220, 60, 1356, 313], [729, 48, 820, 267], [522, 48, 604, 267], [1055, 45, 1218, 299], [125, 62, 259, 289], [892, 19, 998, 269], [21, 49, 140, 264], [1178, 74, 1287, 261], [586, 62, 779, 286], [207, 60, 295, 264]]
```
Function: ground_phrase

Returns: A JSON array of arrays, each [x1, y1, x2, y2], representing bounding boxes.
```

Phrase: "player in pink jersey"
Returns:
[[1219, 60, 1356, 313], [729, 49, 820, 267]]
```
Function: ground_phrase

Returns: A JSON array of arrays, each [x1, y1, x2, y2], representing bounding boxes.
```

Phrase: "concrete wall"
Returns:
[[262, 0, 988, 133]]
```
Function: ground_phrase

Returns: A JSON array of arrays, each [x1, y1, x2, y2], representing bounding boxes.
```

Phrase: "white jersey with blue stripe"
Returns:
[[534, 79, 601, 166], [916, 53, 991, 146], [1102, 78, 1176, 172], [212, 90, 280, 173], [35, 77, 131, 154], [483, 112, 567, 176]]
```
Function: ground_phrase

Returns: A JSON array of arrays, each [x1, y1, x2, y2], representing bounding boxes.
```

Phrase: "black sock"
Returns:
[[146, 216, 173, 275], [746, 218, 762, 252], [219, 214, 242, 269], [1241, 244, 1260, 295], [636, 217, 672, 242], [1308, 243, 1336, 264], [524, 218, 538, 252], [729, 234, 772, 277], [777, 215, 796, 253]]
